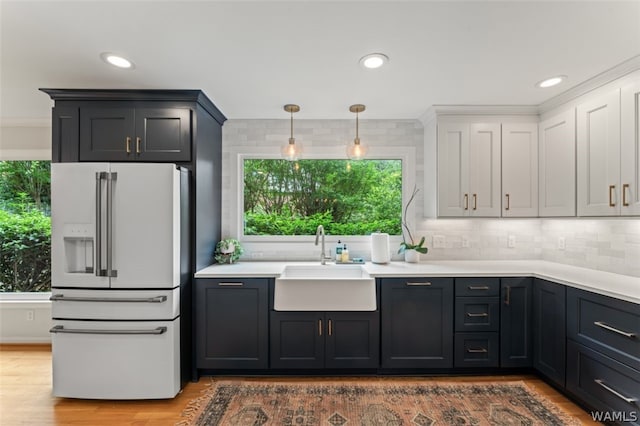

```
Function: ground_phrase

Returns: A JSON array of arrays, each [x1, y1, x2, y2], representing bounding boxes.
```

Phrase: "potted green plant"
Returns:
[[398, 186, 428, 263], [214, 238, 244, 264]]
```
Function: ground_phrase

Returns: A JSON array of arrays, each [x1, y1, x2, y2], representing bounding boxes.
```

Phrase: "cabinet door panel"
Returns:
[[381, 278, 453, 368], [621, 80, 640, 216], [135, 108, 191, 162], [196, 279, 269, 369], [437, 123, 469, 216], [469, 123, 501, 216], [500, 277, 532, 368], [502, 123, 538, 217], [577, 89, 621, 216], [533, 279, 566, 388], [270, 312, 324, 369], [325, 312, 379, 369], [80, 107, 134, 161], [539, 110, 576, 216]]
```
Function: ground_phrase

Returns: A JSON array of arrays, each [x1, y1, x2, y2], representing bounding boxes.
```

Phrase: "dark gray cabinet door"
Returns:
[[533, 278, 566, 387], [270, 312, 324, 369], [52, 106, 79, 162], [79, 106, 191, 162], [500, 277, 532, 368], [196, 278, 269, 369], [381, 277, 454, 368], [134, 108, 191, 161], [325, 312, 380, 369], [80, 107, 134, 161]]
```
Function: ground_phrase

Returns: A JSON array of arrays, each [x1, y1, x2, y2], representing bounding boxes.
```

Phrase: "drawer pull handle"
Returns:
[[623, 183, 630, 207], [594, 379, 637, 404], [328, 319, 332, 336], [50, 325, 167, 335], [467, 312, 488, 317], [467, 348, 488, 353], [136, 137, 142, 154], [464, 193, 469, 210], [406, 282, 431, 286], [504, 285, 511, 306], [218, 282, 244, 286], [50, 294, 167, 303], [468, 286, 490, 290], [319, 319, 322, 336], [594, 321, 636, 339]]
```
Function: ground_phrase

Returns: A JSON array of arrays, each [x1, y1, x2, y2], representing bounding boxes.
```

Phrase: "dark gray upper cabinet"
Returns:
[[533, 278, 566, 388], [270, 311, 379, 370], [195, 278, 269, 370], [79, 106, 191, 162], [380, 277, 454, 369], [500, 277, 533, 368]]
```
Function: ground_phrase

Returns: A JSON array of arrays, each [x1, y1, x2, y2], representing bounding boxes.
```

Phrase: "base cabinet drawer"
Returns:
[[567, 340, 640, 425], [455, 297, 499, 332], [567, 287, 639, 370], [454, 332, 499, 367]]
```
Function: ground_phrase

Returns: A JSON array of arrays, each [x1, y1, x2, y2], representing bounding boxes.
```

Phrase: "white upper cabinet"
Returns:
[[437, 121, 501, 217], [539, 110, 576, 216], [621, 80, 640, 215], [502, 123, 538, 217], [577, 89, 622, 216]]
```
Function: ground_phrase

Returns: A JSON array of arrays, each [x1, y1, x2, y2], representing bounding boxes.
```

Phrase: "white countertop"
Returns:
[[195, 260, 640, 304]]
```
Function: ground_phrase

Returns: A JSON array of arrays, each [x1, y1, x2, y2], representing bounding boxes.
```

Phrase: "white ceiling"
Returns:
[[1, 0, 639, 121]]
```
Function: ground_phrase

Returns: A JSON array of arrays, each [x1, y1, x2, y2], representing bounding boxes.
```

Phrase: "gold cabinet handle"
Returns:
[[609, 185, 616, 207], [473, 194, 477, 210], [318, 319, 322, 336], [505, 193, 510, 211], [126, 137, 132, 154], [136, 137, 141, 154], [623, 184, 630, 207], [328, 319, 332, 336], [464, 193, 469, 210]]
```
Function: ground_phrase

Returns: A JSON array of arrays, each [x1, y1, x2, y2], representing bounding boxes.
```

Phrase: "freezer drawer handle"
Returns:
[[594, 379, 637, 404], [50, 294, 167, 303], [594, 321, 637, 339], [467, 312, 489, 317], [50, 325, 167, 335]]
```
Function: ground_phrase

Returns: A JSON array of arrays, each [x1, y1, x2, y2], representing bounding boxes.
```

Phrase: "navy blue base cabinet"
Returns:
[[381, 277, 454, 369], [500, 277, 532, 368], [532, 278, 566, 388]]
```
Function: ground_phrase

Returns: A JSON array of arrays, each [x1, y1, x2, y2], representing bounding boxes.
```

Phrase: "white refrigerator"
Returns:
[[50, 163, 183, 399]]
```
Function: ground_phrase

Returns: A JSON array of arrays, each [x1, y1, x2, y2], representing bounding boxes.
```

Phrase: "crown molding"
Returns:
[[538, 55, 640, 114], [426, 105, 539, 117]]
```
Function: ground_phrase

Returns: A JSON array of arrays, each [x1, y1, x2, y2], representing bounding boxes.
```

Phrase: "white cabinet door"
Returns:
[[539, 110, 576, 216], [621, 80, 640, 216], [469, 123, 501, 217], [437, 123, 470, 216], [577, 89, 621, 216], [110, 163, 180, 289], [502, 123, 538, 217]]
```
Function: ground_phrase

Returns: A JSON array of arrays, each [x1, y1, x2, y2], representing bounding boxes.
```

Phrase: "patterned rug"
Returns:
[[178, 379, 579, 425]]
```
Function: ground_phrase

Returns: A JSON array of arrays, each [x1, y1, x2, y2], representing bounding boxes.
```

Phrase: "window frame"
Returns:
[[227, 145, 416, 244]]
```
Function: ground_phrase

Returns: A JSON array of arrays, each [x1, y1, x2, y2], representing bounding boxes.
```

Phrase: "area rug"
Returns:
[[178, 379, 580, 425]]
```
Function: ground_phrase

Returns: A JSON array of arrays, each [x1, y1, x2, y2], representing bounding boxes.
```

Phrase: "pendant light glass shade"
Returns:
[[347, 104, 368, 160], [281, 104, 302, 161]]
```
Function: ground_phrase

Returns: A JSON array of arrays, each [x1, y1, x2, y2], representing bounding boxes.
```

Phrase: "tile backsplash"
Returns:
[[221, 119, 640, 278]]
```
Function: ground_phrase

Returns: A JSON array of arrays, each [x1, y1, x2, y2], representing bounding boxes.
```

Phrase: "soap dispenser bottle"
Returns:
[[335, 240, 343, 261], [341, 243, 349, 262]]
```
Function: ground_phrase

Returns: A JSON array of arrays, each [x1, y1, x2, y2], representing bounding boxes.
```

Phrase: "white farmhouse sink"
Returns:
[[274, 264, 376, 311]]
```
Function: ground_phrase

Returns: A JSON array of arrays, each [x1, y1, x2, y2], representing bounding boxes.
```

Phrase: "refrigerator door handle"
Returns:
[[106, 172, 118, 278], [50, 294, 167, 303], [95, 172, 105, 277], [50, 325, 167, 335]]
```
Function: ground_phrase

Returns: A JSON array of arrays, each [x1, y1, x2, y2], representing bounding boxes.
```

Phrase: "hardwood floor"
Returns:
[[0, 345, 600, 425]]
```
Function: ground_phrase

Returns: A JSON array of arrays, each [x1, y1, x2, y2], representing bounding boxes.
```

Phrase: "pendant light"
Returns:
[[347, 104, 368, 160], [281, 104, 302, 161]]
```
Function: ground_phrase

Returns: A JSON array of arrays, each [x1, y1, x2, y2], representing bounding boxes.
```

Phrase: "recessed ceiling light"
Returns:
[[359, 53, 389, 69], [536, 75, 567, 88], [100, 52, 134, 69]]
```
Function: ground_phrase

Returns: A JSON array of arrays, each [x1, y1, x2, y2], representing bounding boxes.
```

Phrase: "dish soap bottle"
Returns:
[[341, 243, 349, 263], [335, 240, 342, 261]]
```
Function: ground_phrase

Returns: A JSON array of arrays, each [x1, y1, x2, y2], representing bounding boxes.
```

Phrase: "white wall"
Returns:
[[0, 294, 52, 343]]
